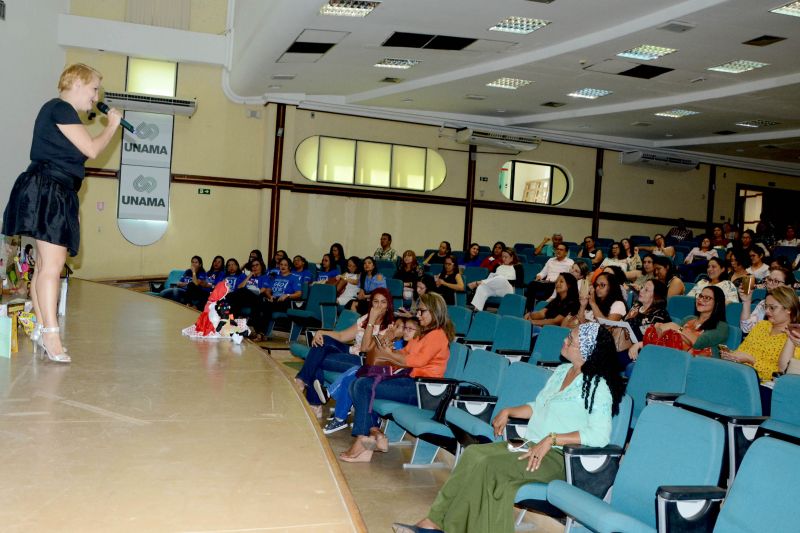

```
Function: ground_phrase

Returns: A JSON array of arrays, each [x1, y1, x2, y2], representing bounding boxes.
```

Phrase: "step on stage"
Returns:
[[0, 279, 365, 532]]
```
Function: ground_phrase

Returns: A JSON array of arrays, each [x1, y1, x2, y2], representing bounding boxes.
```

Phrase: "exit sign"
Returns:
[[198, 188, 211, 195]]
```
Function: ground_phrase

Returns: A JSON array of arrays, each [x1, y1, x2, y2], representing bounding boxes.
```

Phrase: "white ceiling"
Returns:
[[226, 0, 800, 173]]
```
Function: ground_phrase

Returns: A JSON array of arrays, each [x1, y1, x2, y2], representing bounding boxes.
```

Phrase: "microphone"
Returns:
[[96, 102, 135, 134]]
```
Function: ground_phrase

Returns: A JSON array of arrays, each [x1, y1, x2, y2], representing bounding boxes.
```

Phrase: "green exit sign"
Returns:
[[198, 188, 211, 195]]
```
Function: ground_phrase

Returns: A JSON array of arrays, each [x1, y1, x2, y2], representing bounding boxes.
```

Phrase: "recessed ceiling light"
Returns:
[[319, 0, 380, 17], [486, 77, 532, 89], [665, 133, 674, 137], [617, 44, 677, 61], [707, 60, 769, 73], [567, 88, 612, 99], [490, 16, 550, 34], [374, 58, 421, 69], [272, 74, 296, 80], [495, 108, 507, 113], [654, 109, 700, 118], [770, 2, 800, 17], [735, 119, 780, 128], [268, 85, 282, 90], [465, 94, 487, 100]]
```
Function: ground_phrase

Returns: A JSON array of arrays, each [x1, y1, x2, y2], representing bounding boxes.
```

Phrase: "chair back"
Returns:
[[447, 305, 472, 337], [335, 309, 360, 331], [427, 263, 443, 276], [771, 374, 800, 428], [387, 277, 404, 308], [304, 284, 337, 321], [750, 287, 766, 304], [492, 363, 551, 419], [461, 349, 508, 395], [444, 342, 469, 379], [715, 437, 799, 533], [679, 357, 761, 417], [771, 245, 800, 260], [463, 266, 489, 285], [610, 395, 633, 447], [667, 296, 696, 323], [726, 325, 742, 350], [725, 302, 743, 327], [492, 316, 532, 353], [463, 311, 499, 344], [530, 325, 569, 365], [611, 404, 725, 528], [497, 293, 526, 317], [626, 345, 690, 427], [165, 269, 184, 288], [522, 263, 542, 284], [375, 259, 396, 271]]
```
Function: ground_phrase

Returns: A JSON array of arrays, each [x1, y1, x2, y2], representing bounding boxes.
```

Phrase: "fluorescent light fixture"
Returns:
[[465, 94, 487, 100], [735, 119, 780, 128], [486, 77, 532, 89], [490, 16, 550, 34], [567, 88, 612, 99], [770, 1, 800, 17], [707, 60, 768, 73], [617, 44, 677, 61], [654, 109, 700, 118], [319, 0, 380, 17], [374, 58, 421, 69]]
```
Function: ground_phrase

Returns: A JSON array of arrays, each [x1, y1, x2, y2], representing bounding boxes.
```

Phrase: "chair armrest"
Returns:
[[149, 280, 165, 292], [454, 394, 498, 403], [646, 391, 681, 404], [536, 360, 562, 368], [656, 485, 725, 533], [563, 445, 624, 500], [728, 415, 768, 426], [453, 395, 498, 424]]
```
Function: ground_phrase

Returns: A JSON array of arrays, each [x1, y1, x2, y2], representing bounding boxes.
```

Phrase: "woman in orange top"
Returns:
[[340, 292, 454, 462]]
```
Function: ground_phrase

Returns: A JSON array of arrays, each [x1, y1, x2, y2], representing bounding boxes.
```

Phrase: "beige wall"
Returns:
[[472, 209, 592, 249], [714, 167, 800, 226]]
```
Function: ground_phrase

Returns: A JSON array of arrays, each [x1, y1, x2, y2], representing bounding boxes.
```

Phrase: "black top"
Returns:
[[544, 296, 580, 319], [30, 99, 86, 179], [625, 301, 671, 341], [437, 271, 459, 305], [394, 266, 422, 286]]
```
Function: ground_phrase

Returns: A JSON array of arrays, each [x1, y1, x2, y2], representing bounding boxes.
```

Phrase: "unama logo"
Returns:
[[122, 174, 165, 207], [123, 122, 168, 155]]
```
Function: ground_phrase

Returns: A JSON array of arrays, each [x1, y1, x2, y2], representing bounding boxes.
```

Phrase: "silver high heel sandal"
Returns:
[[30, 323, 42, 342], [37, 327, 71, 363]]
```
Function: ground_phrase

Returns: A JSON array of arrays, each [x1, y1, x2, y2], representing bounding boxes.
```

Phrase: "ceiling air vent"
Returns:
[[658, 20, 695, 33], [104, 92, 197, 117], [456, 128, 540, 152], [620, 151, 698, 171]]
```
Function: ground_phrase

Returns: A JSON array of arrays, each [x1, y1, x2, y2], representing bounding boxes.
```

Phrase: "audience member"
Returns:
[[267, 249, 288, 275], [710, 225, 729, 248], [160, 256, 206, 305], [256, 257, 302, 339], [776, 224, 799, 247], [679, 236, 716, 281], [329, 243, 348, 273], [243, 249, 263, 275], [534, 233, 564, 257], [373, 233, 398, 262], [468, 248, 524, 311], [479, 241, 506, 271], [728, 248, 750, 288], [219, 258, 241, 291], [185, 255, 224, 309], [459, 243, 482, 268], [621, 238, 641, 276], [314, 254, 340, 283], [525, 242, 573, 311], [620, 279, 671, 374], [574, 271, 626, 325], [629, 253, 655, 293], [226, 257, 270, 333], [570, 261, 591, 299], [577, 236, 604, 267], [687, 257, 739, 304], [740, 267, 792, 334], [336, 256, 362, 306], [394, 250, 424, 305], [435, 255, 464, 305], [291, 255, 313, 285], [666, 218, 693, 242], [747, 247, 769, 283], [351, 257, 387, 313], [523, 273, 580, 333], [424, 241, 451, 265], [599, 242, 628, 271], [639, 233, 675, 258], [652, 255, 685, 297]]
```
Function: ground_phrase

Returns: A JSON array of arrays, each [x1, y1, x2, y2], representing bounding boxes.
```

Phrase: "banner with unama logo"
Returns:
[[118, 111, 173, 222]]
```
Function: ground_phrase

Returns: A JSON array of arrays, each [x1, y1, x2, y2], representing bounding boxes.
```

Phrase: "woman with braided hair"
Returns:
[[393, 323, 624, 533]]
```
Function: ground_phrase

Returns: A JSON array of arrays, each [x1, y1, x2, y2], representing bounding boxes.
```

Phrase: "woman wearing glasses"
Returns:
[[392, 323, 624, 533], [739, 267, 793, 334], [686, 257, 739, 304], [340, 293, 454, 463], [747, 247, 769, 283], [574, 272, 627, 325], [721, 286, 800, 382]]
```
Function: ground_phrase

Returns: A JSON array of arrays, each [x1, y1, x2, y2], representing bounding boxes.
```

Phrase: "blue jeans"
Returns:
[[296, 337, 360, 405], [160, 287, 186, 303], [350, 376, 417, 436], [331, 372, 358, 420]]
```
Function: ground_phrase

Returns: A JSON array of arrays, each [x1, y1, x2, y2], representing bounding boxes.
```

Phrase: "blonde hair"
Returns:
[[768, 286, 800, 322], [58, 63, 102, 92], [419, 293, 455, 341]]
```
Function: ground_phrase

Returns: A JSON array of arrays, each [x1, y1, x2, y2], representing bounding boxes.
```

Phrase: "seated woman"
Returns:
[[394, 250, 424, 306], [721, 286, 800, 381], [341, 293, 454, 463], [599, 242, 628, 271], [435, 254, 464, 305], [740, 267, 792, 334], [396, 275, 437, 318], [638, 233, 675, 259], [570, 272, 626, 327], [336, 256, 362, 306], [291, 255, 313, 286], [218, 258, 241, 291], [329, 242, 348, 274], [711, 225, 729, 248], [313, 253, 340, 283], [160, 255, 207, 305], [523, 272, 580, 332], [393, 323, 624, 533], [185, 255, 224, 310], [621, 238, 641, 279], [424, 241, 451, 265], [479, 241, 506, 271], [226, 257, 270, 328], [570, 261, 591, 299], [242, 249, 263, 275], [653, 255, 685, 297], [459, 242, 482, 268], [628, 253, 655, 293], [747, 247, 769, 283], [578, 236, 604, 268], [323, 316, 419, 435], [687, 257, 739, 304], [267, 249, 288, 277], [295, 287, 393, 418], [637, 285, 728, 358], [679, 236, 717, 281], [620, 279, 671, 373], [350, 256, 387, 313], [467, 248, 524, 311], [603, 265, 629, 304], [254, 257, 303, 340], [728, 248, 750, 288]]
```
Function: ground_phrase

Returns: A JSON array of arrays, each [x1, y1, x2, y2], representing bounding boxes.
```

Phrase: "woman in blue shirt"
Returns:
[[314, 254, 340, 283], [351, 256, 387, 314], [459, 243, 482, 268], [218, 258, 241, 291], [160, 256, 207, 306], [255, 257, 302, 339], [185, 255, 224, 310], [291, 255, 313, 286], [394, 323, 624, 533], [226, 258, 269, 334]]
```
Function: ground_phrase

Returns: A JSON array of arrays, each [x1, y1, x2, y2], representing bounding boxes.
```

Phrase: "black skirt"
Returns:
[[2, 161, 81, 256]]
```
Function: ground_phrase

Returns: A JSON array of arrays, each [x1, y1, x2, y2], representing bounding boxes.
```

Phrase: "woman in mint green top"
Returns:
[[393, 323, 625, 533]]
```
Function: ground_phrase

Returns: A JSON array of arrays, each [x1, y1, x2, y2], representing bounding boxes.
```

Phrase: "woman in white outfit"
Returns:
[[468, 248, 524, 311]]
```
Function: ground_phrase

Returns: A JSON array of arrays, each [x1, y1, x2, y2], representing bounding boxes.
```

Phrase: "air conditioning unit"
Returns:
[[455, 128, 540, 151], [103, 92, 197, 117], [619, 151, 698, 171]]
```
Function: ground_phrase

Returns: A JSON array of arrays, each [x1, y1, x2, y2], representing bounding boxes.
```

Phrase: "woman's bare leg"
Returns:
[[34, 240, 67, 355]]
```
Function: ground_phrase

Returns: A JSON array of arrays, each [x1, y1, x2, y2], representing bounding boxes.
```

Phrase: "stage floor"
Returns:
[[0, 279, 364, 532]]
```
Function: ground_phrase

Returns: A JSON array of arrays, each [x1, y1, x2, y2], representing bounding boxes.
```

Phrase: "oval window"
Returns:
[[499, 160, 570, 205], [295, 135, 446, 192]]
